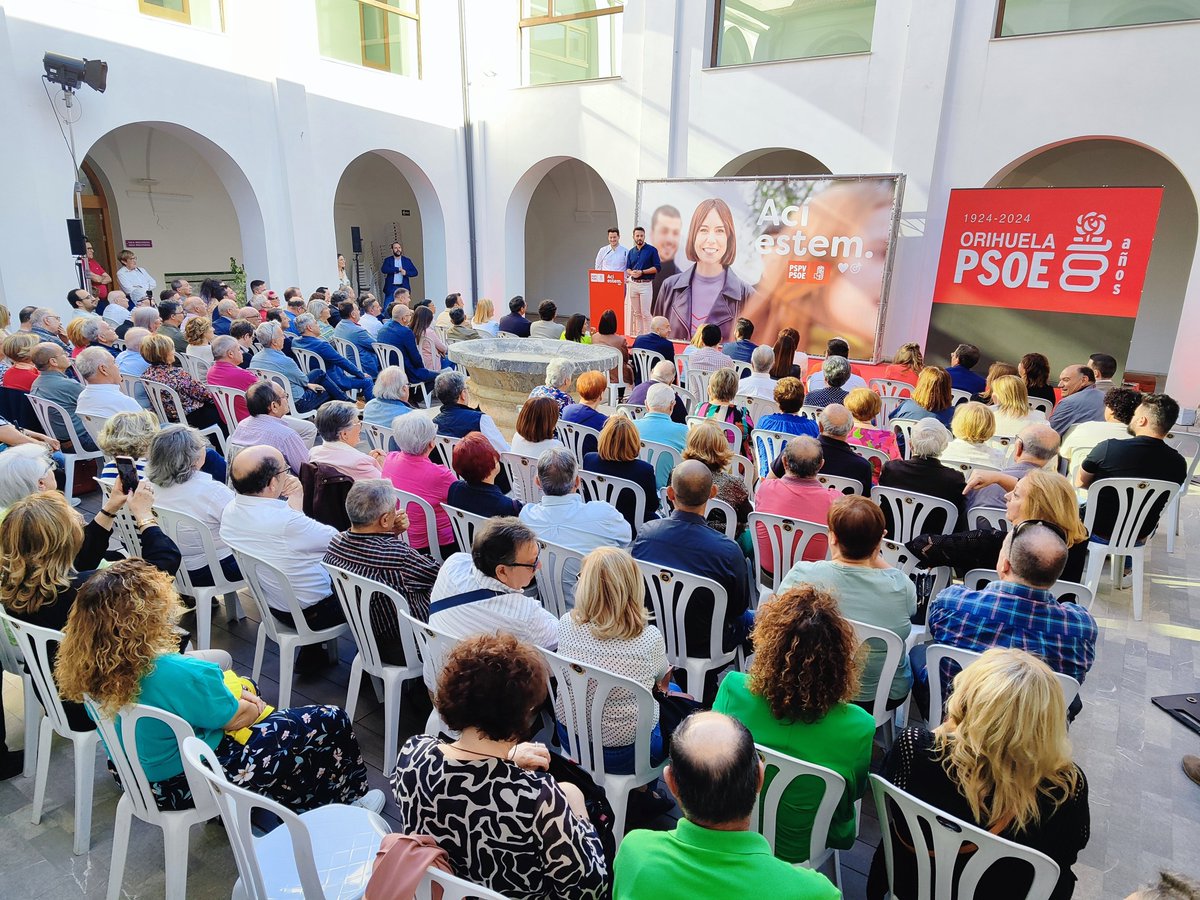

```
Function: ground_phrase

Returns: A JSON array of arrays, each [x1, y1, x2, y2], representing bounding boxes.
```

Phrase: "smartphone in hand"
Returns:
[[114, 455, 139, 495]]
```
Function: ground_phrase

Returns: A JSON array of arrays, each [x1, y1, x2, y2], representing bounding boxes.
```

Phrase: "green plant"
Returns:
[[228, 256, 247, 304]]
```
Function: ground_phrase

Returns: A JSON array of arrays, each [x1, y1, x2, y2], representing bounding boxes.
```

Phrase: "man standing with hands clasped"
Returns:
[[625, 226, 661, 338], [381, 240, 419, 305]]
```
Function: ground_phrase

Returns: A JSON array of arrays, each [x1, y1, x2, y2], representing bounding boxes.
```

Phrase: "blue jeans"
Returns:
[[329, 369, 374, 401], [555, 723, 665, 776]]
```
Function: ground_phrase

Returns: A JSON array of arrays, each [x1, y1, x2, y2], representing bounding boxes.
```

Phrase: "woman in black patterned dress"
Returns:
[[390, 632, 608, 900]]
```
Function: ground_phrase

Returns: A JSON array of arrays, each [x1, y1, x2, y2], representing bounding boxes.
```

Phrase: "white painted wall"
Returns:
[[3, 0, 1200, 403]]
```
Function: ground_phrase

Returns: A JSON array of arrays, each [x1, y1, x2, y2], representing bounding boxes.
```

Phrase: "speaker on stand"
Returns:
[[350, 226, 363, 297], [67, 217, 88, 292]]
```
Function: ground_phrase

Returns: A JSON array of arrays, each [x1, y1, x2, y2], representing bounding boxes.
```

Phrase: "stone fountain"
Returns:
[[447, 338, 621, 436]]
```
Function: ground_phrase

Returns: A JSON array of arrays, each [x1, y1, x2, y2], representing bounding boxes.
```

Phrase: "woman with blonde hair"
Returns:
[[681, 323, 706, 356], [682, 418, 751, 548], [55, 558, 378, 813], [2, 331, 41, 391], [944, 401, 1004, 468], [845, 386, 899, 470], [990, 373, 1046, 435], [694, 367, 754, 458], [582, 415, 658, 529], [867, 648, 1089, 900], [183, 316, 214, 363], [891, 365, 954, 427], [140, 333, 223, 433], [556, 547, 670, 775], [472, 297, 499, 337], [96, 409, 159, 488], [714, 585, 875, 864], [881, 342, 924, 385], [65, 318, 89, 358]]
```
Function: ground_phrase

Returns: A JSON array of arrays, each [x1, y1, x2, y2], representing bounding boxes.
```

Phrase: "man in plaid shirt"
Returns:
[[914, 522, 1097, 719]]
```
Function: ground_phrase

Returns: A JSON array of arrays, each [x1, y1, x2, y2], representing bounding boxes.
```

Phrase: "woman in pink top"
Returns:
[[844, 388, 899, 482], [307, 401, 385, 480], [381, 411, 457, 558]]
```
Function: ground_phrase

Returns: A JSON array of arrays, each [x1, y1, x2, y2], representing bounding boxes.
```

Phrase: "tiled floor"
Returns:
[[2, 486, 1199, 898]]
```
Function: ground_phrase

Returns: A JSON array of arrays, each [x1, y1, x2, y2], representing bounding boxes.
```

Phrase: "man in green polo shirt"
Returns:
[[613, 711, 840, 899]]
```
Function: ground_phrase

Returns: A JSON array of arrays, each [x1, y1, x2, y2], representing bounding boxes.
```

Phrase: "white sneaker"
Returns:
[[351, 789, 385, 814]]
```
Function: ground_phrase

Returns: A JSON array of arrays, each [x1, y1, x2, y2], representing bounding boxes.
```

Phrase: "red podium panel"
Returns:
[[588, 270, 625, 335]]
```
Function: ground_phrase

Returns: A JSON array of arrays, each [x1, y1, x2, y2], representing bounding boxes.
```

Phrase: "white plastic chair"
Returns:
[[889, 418, 920, 460], [120, 372, 149, 407], [541, 649, 666, 845], [1164, 431, 1200, 553], [638, 439, 682, 488], [635, 560, 736, 697], [443, 504, 489, 552], [740, 394, 779, 425], [0, 613, 100, 854], [1081, 477, 1178, 621], [230, 549, 349, 708], [394, 487, 446, 563], [728, 453, 756, 497], [705, 497, 738, 539], [154, 505, 246, 650], [25, 394, 105, 501], [849, 441, 892, 476], [96, 480, 143, 558], [817, 472, 863, 495], [330, 335, 366, 374], [85, 700, 215, 900], [324, 565, 424, 775], [500, 451, 544, 503], [180, 737, 389, 900], [966, 506, 1008, 531], [869, 378, 914, 400], [925, 644, 1080, 728], [871, 774, 1061, 900], [872, 485, 959, 543], [942, 458, 1001, 481], [685, 367, 713, 401], [950, 388, 973, 406], [413, 868, 509, 900], [430, 434, 460, 469], [751, 427, 793, 478], [747, 512, 830, 607], [1028, 396, 1054, 415], [752, 744, 847, 885], [291, 346, 326, 377], [960, 568, 1094, 606], [0, 613, 40, 777], [373, 341, 403, 373], [401, 610, 463, 716], [577, 469, 646, 526], [556, 420, 603, 464], [208, 383, 246, 431], [674, 384, 698, 411], [615, 403, 646, 420], [848, 619, 905, 735], [630, 348, 665, 384], [361, 420, 392, 453], [534, 539, 587, 618], [78, 411, 108, 444], [252, 368, 318, 422], [142, 378, 228, 453], [688, 415, 738, 454], [178, 353, 212, 383]]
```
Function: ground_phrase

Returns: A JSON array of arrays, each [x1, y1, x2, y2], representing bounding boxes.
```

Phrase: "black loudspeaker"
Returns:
[[350, 226, 363, 254], [67, 218, 87, 256]]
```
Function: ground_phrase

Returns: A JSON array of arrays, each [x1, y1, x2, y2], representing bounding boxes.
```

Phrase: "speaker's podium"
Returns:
[[588, 269, 626, 335]]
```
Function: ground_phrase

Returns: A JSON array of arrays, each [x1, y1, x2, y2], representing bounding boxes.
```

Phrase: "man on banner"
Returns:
[[595, 228, 628, 272], [624, 227, 661, 338], [381, 241, 419, 304], [649, 204, 683, 304]]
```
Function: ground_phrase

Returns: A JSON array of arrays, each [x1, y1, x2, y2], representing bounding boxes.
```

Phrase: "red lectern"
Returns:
[[588, 270, 626, 335]]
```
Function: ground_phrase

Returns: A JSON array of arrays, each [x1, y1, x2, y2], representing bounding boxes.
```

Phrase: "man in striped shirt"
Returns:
[[916, 522, 1097, 719], [424, 517, 558, 691], [323, 480, 441, 665]]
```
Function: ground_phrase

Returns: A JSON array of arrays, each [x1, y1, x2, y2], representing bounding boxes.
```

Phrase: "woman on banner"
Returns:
[[741, 179, 896, 359], [653, 198, 755, 343]]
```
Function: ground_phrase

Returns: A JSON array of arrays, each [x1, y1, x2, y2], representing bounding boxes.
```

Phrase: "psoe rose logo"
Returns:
[[1075, 212, 1107, 242]]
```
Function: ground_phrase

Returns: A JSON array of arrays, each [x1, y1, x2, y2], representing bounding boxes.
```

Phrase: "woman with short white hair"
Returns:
[[878, 418, 966, 533], [308, 401, 385, 480], [363, 366, 413, 430], [382, 412, 458, 558], [528, 357, 574, 412], [0, 444, 57, 512]]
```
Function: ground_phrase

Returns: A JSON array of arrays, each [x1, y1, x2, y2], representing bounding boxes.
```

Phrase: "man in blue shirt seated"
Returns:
[[251, 321, 347, 413], [377, 302, 439, 392], [945, 342, 987, 395], [723, 317, 758, 363], [631, 460, 750, 702], [498, 295, 532, 337], [631, 315, 676, 373], [331, 295, 380, 378], [915, 523, 1097, 720], [293, 313, 374, 401]]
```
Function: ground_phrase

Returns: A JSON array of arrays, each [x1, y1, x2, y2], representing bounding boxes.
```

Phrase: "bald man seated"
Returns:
[[630, 461, 750, 701], [613, 711, 839, 899], [219, 445, 347, 642], [917, 523, 1097, 720], [631, 315, 676, 367]]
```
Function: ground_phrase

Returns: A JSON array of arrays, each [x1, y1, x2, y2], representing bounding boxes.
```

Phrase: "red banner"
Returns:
[[932, 187, 1163, 317]]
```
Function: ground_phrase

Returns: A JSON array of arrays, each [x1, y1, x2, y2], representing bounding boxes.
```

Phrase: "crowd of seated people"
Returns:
[[4, 286, 1198, 898]]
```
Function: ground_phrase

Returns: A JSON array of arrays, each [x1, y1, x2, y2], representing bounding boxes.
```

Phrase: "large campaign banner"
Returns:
[[636, 175, 905, 362], [928, 187, 1164, 371]]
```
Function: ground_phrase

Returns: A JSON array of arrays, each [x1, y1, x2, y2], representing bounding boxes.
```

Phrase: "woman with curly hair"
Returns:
[[391, 632, 608, 899], [693, 367, 755, 459], [867, 648, 1089, 900], [183, 315, 215, 364], [55, 558, 379, 813], [713, 586, 875, 864]]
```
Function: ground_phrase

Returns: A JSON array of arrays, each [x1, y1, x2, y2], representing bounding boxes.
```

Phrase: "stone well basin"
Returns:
[[447, 338, 621, 436]]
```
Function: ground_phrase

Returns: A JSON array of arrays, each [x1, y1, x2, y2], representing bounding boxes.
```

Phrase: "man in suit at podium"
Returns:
[[381, 241, 419, 304]]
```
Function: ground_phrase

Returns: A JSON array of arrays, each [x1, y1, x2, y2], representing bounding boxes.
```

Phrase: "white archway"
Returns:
[[716, 148, 832, 178]]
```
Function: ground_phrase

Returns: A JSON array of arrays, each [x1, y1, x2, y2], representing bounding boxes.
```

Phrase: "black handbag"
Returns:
[[545, 751, 617, 873], [652, 685, 703, 754]]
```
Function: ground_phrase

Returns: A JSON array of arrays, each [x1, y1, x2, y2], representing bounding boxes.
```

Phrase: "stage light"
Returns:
[[43, 52, 107, 94]]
